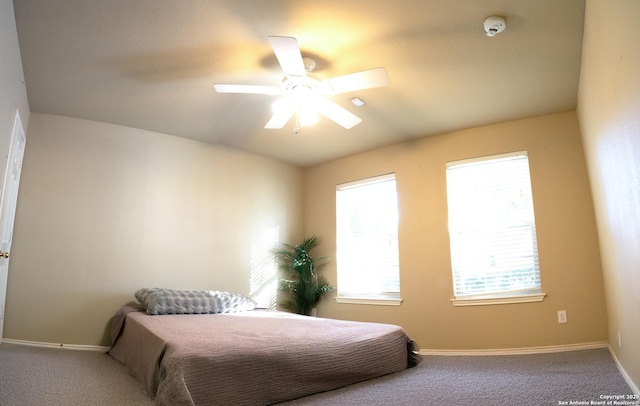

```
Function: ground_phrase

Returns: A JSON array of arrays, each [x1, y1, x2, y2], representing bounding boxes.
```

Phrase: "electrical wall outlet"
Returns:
[[557, 310, 567, 323]]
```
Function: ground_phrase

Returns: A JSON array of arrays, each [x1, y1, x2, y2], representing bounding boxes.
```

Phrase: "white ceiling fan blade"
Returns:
[[316, 98, 362, 129], [265, 102, 296, 129], [214, 84, 282, 95], [320, 67, 390, 94], [268, 36, 307, 78]]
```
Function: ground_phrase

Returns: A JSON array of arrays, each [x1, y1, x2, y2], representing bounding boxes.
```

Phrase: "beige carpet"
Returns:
[[0, 343, 153, 406], [0, 343, 635, 406]]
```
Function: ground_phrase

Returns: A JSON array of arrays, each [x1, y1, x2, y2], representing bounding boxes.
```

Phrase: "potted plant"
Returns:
[[277, 235, 334, 316]]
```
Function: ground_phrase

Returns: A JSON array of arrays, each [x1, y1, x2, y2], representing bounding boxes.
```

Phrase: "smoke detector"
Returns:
[[483, 16, 506, 37]]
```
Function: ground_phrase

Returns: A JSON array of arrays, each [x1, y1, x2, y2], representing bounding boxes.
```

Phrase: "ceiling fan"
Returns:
[[214, 36, 390, 133]]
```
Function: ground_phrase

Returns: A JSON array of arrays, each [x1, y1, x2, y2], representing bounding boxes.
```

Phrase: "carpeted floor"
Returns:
[[0, 343, 635, 406], [280, 348, 636, 406], [0, 343, 154, 406]]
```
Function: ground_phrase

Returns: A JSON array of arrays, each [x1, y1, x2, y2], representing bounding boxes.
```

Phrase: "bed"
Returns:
[[108, 289, 419, 406]]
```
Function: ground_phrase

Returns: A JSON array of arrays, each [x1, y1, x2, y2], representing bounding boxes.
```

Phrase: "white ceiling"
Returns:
[[13, 0, 585, 167]]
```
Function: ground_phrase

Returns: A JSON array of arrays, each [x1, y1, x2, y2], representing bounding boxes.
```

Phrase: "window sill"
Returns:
[[335, 296, 403, 306], [451, 292, 546, 307]]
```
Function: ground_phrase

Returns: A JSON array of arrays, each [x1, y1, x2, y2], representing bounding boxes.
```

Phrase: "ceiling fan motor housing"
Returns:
[[282, 74, 320, 98]]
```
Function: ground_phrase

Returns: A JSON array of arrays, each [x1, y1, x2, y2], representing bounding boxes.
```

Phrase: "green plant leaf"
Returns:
[[276, 235, 334, 315]]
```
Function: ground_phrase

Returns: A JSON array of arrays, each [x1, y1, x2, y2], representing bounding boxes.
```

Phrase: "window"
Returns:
[[336, 174, 401, 305], [446, 152, 545, 306]]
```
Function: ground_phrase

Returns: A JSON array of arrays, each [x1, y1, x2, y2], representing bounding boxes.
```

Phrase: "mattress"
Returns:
[[108, 304, 418, 405]]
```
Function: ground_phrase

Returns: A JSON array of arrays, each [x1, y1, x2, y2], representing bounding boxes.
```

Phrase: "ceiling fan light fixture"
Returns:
[[299, 102, 319, 126], [272, 98, 319, 128], [272, 98, 294, 114]]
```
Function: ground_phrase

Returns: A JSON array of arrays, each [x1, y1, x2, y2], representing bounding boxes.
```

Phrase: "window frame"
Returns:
[[335, 173, 402, 306], [445, 151, 546, 307]]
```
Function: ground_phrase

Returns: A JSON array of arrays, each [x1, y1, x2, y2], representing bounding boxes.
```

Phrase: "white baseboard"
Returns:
[[608, 345, 640, 396], [1, 338, 109, 352], [418, 341, 608, 356]]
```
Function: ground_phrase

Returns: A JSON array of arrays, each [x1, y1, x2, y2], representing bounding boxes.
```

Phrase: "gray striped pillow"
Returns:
[[134, 288, 257, 315]]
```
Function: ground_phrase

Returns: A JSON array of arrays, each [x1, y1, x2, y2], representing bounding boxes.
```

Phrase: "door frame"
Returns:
[[0, 110, 26, 340]]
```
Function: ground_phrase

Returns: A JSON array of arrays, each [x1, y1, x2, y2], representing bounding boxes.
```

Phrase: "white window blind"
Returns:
[[336, 174, 400, 299], [446, 152, 542, 299]]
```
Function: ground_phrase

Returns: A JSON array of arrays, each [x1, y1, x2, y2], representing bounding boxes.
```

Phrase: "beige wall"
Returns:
[[577, 0, 640, 391], [5, 113, 303, 346], [305, 111, 607, 350]]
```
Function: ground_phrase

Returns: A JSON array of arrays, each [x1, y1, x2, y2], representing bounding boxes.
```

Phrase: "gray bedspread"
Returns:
[[108, 304, 418, 406]]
